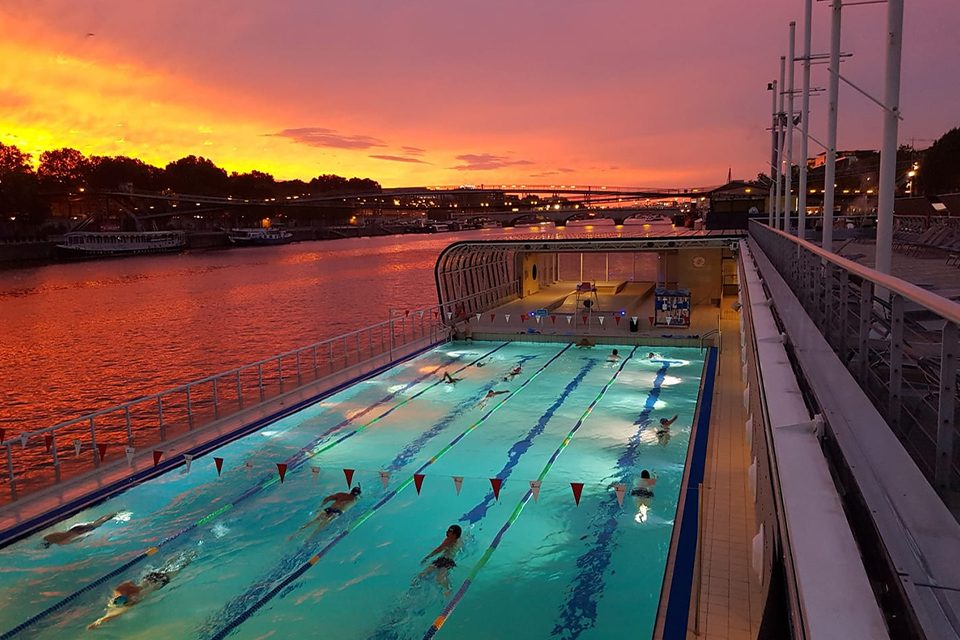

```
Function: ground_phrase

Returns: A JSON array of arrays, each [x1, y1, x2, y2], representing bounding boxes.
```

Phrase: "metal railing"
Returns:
[[0, 306, 449, 505], [749, 220, 960, 492]]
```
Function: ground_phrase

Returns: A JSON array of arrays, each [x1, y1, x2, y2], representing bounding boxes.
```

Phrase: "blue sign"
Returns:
[[533, 308, 549, 317]]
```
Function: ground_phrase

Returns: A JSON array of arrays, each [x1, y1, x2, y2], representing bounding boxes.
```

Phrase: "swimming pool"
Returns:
[[0, 341, 706, 639]]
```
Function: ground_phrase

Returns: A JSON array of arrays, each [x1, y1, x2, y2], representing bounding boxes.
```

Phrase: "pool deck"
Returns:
[[685, 297, 762, 639]]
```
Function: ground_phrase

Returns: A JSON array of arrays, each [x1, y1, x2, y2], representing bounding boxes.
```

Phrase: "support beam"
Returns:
[[797, 0, 813, 242], [822, 0, 842, 253], [783, 22, 796, 233], [875, 0, 904, 279]]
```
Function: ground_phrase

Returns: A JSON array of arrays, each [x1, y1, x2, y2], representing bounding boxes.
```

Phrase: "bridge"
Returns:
[[447, 207, 682, 227]]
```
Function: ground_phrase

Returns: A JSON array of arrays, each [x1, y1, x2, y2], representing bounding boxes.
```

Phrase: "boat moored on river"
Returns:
[[227, 227, 295, 246], [55, 230, 186, 259]]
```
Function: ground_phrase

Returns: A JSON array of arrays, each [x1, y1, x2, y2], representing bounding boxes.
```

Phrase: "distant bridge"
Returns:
[[449, 207, 682, 226]]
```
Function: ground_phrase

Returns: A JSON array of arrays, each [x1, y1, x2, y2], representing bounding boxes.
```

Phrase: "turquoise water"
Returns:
[[0, 341, 704, 640]]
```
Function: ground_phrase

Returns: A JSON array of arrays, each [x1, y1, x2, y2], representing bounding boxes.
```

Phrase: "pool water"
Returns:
[[0, 341, 705, 640]]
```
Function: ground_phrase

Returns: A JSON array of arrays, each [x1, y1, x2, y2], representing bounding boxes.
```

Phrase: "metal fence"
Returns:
[[1, 306, 449, 505], [749, 220, 960, 492]]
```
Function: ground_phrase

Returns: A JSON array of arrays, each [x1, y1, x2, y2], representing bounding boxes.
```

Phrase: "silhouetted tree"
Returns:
[[308, 174, 380, 194], [229, 170, 276, 199], [0, 142, 33, 178], [37, 148, 89, 190], [163, 155, 229, 194], [920, 127, 960, 195], [87, 155, 163, 191], [0, 142, 45, 224]]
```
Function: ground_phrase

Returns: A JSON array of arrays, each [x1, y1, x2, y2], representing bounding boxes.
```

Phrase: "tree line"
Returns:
[[0, 143, 382, 226]]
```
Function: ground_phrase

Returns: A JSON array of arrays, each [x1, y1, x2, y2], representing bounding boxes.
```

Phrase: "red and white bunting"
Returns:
[[380, 470, 390, 489], [536, 316, 542, 324], [529, 480, 542, 502], [490, 478, 503, 500], [74, 440, 82, 456], [489, 313, 496, 322], [446, 311, 453, 321], [520, 314, 526, 323], [214, 457, 224, 476], [96, 443, 108, 462], [311, 466, 321, 481], [414, 473, 425, 494], [475, 313, 482, 322], [598, 316, 605, 326], [550, 315, 556, 324], [276, 463, 287, 483], [153, 450, 163, 467], [566, 316, 573, 325], [631, 316, 638, 325], [125, 446, 135, 467], [433, 310, 439, 319], [581, 315, 588, 325], [453, 475, 464, 495], [504, 314, 511, 323], [571, 482, 584, 506], [418, 310, 424, 319], [44, 434, 53, 452], [614, 483, 627, 506], [20, 434, 28, 448], [344, 468, 355, 488], [183, 453, 194, 474], [0, 428, 4, 444], [615, 316, 621, 325], [404, 309, 410, 317]]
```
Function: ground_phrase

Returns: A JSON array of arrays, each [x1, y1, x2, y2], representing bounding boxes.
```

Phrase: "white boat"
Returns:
[[227, 228, 294, 246], [56, 231, 186, 259]]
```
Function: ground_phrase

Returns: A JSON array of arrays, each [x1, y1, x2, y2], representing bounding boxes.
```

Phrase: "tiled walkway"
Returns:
[[687, 298, 762, 639]]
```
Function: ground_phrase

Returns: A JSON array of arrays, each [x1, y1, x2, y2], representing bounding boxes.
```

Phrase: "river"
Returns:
[[1, 223, 656, 434]]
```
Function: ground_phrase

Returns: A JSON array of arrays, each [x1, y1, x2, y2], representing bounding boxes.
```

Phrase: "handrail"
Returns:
[[749, 220, 960, 324]]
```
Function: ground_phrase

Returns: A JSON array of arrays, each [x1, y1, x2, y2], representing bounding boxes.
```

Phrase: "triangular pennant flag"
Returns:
[[405, 309, 410, 317], [446, 311, 453, 321], [550, 315, 556, 324], [530, 480, 542, 502], [571, 482, 584, 506], [214, 457, 224, 476], [344, 468, 355, 488], [598, 316, 605, 326], [475, 313, 482, 321], [614, 483, 627, 506], [453, 476, 464, 495], [153, 450, 163, 467], [581, 315, 588, 324], [490, 478, 503, 500], [276, 463, 287, 483], [536, 316, 542, 324], [125, 446, 135, 467], [44, 434, 53, 452], [380, 470, 390, 489], [505, 314, 511, 323], [311, 466, 321, 481], [414, 473, 425, 494], [418, 310, 424, 319], [20, 433, 28, 448], [615, 316, 621, 325], [648, 315, 655, 326], [0, 428, 4, 443], [74, 439, 82, 456], [566, 316, 572, 325], [183, 453, 194, 474], [520, 314, 526, 323], [97, 443, 108, 461], [489, 313, 496, 322], [433, 310, 439, 319]]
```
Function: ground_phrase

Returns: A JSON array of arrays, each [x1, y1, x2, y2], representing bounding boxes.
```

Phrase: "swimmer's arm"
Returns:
[[87, 604, 128, 629], [422, 542, 447, 562]]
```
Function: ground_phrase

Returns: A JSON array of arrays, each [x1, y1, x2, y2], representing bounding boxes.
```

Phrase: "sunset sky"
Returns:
[[1, 1, 957, 187]]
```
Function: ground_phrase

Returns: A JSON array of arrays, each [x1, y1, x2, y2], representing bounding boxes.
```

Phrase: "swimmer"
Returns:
[[503, 365, 522, 381], [42, 512, 119, 548], [88, 549, 196, 629], [420, 524, 463, 597], [442, 372, 462, 384], [576, 338, 595, 349], [607, 349, 621, 362], [647, 351, 663, 360], [291, 485, 362, 538], [630, 470, 657, 506], [477, 389, 510, 410], [655, 415, 677, 446]]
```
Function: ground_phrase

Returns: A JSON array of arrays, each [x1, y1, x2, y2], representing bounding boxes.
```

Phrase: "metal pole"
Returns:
[[822, 0, 842, 253], [783, 22, 796, 233], [775, 56, 786, 228], [798, 0, 813, 242], [876, 0, 904, 279], [769, 79, 779, 226]]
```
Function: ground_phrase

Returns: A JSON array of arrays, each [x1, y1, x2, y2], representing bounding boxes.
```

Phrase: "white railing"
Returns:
[[1, 306, 449, 504]]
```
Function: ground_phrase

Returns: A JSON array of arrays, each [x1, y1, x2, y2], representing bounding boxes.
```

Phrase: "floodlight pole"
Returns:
[[822, 0, 842, 253], [775, 56, 786, 229], [798, 0, 812, 241], [769, 79, 779, 226], [783, 22, 796, 233], [876, 0, 904, 278]]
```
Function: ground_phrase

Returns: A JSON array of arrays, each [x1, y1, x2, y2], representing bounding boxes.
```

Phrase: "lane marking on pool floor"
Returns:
[[205, 343, 574, 640], [0, 343, 509, 640], [421, 346, 640, 639], [368, 356, 606, 638]]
